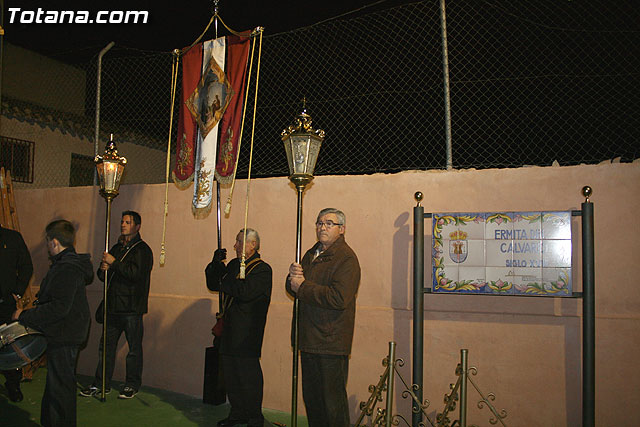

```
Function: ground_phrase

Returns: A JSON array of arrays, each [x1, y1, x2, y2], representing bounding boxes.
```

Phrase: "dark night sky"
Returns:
[[3, 0, 636, 171], [3, 0, 415, 63]]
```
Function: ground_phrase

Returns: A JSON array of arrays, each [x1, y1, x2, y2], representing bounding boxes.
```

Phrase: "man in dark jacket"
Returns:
[[0, 224, 33, 402], [80, 210, 153, 399], [14, 219, 93, 427], [287, 208, 361, 427], [205, 228, 272, 427]]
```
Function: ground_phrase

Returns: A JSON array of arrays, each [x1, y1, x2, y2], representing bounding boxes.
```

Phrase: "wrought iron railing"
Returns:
[[356, 343, 507, 427]]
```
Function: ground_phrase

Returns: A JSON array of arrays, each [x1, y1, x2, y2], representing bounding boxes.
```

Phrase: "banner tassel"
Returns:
[[160, 50, 181, 266]]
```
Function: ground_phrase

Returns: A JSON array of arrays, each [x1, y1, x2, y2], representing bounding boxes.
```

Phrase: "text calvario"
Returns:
[[7, 8, 149, 24]]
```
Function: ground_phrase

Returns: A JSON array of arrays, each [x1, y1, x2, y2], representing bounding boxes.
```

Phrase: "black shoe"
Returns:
[[79, 385, 111, 397], [5, 382, 23, 403], [118, 386, 138, 399], [217, 418, 248, 427]]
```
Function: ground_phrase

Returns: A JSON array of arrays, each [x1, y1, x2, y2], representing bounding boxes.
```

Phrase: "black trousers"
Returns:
[[94, 314, 144, 390], [2, 368, 22, 387], [300, 352, 350, 427], [41, 345, 79, 427], [0, 307, 22, 389], [221, 354, 264, 425]]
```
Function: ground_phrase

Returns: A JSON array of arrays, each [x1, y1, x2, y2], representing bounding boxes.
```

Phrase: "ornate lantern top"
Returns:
[[95, 134, 127, 166], [281, 98, 325, 140], [95, 134, 127, 200], [281, 99, 325, 189]]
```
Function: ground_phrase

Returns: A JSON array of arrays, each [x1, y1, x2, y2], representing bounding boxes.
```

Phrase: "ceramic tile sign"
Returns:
[[432, 211, 572, 296]]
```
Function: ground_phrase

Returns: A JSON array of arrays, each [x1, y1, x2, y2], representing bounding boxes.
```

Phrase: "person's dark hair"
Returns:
[[122, 210, 141, 226], [45, 220, 75, 248]]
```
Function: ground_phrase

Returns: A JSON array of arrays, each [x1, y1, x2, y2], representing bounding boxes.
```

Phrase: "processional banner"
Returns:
[[172, 35, 250, 217]]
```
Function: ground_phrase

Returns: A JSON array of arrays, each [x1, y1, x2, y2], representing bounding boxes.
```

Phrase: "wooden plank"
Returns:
[[0, 167, 9, 228], [1, 168, 45, 374], [6, 169, 20, 231], [5, 168, 35, 311]]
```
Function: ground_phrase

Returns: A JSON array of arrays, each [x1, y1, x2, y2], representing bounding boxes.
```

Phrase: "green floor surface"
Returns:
[[0, 368, 307, 427]]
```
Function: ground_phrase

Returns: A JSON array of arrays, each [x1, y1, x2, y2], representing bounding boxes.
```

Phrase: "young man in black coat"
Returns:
[[205, 228, 272, 427], [80, 210, 153, 399], [0, 224, 33, 402], [14, 220, 93, 427]]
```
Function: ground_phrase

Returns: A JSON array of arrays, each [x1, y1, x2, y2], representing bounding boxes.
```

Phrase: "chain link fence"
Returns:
[[1, 0, 637, 188], [0, 45, 174, 188]]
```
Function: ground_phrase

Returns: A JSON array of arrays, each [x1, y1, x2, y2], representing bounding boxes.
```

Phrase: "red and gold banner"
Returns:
[[172, 43, 203, 188], [172, 34, 251, 218], [215, 35, 250, 184]]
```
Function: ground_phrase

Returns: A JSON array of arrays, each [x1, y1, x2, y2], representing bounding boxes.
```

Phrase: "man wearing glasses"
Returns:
[[287, 208, 361, 427]]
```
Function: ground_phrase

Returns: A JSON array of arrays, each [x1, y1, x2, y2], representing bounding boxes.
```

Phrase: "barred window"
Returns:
[[0, 136, 34, 183]]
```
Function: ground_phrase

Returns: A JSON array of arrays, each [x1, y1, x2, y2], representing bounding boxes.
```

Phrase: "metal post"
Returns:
[[291, 185, 304, 427], [581, 186, 595, 427], [439, 0, 453, 170], [412, 192, 424, 427], [385, 341, 396, 427], [459, 349, 468, 427], [100, 196, 112, 401], [94, 42, 115, 185], [0, 0, 5, 137], [216, 180, 223, 315], [216, 181, 222, 249]]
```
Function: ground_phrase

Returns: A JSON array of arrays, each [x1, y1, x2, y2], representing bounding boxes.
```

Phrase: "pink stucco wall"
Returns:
[[14, 162, 640, 426]]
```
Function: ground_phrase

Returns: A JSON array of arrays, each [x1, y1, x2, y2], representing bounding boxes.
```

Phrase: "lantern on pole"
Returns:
[[94, 134, 126, 401], [282, 100, 324, 427]]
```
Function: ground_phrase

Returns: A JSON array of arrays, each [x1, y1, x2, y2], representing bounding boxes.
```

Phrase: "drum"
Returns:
[[0, 321, 47, 370]]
